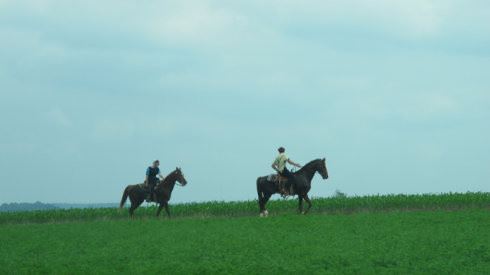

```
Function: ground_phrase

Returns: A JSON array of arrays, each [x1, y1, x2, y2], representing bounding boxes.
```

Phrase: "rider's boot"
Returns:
[[146, 186, 153, 202], [276, 180, 284, 196], [279, 181, 289, 197]]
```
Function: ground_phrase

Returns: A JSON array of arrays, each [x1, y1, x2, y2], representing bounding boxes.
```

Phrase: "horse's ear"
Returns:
[[322, 158, 325, 161]]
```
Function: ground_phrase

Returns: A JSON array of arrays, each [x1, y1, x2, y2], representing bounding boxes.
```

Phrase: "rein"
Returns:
[[157, 170, 185, 188]]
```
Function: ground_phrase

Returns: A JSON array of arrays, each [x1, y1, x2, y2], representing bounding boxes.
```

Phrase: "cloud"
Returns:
[[2, 0, 488, 58], [222, 0, 445, 39], [89, 114, 203, 142], [1, 0, 489, 203], [146, 2, 239, 46], [354, 92, 460, 121], [361, 0, 444, 38], [387, 93, 460, 124], [46, 108, 72, 128], [91, 118, 137, 141]]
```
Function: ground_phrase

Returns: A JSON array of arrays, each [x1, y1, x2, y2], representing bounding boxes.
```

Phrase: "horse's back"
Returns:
[[125, 183, 146, 193]]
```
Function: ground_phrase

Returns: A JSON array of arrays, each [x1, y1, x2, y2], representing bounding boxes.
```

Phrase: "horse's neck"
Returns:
[[159, 172, 177, 189], [296, 161, 319, 183]]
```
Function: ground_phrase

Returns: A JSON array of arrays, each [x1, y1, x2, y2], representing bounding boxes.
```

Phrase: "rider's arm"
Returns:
[[271, 158, 280, 172], [145, 167, 150, 182], [287, 159, 301, 168]]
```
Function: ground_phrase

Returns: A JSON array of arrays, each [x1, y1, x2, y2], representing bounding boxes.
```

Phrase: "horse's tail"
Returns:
[[120, 186, 130, 208]]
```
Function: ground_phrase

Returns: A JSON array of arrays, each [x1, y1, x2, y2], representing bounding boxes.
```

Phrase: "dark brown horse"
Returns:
[[120, 167, 187, 217], [256, 158, 329, 216]]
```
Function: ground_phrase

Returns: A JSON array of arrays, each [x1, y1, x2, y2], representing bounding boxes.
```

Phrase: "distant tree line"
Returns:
[[0, 202, 59, 212], [0, 202, 120, 212]]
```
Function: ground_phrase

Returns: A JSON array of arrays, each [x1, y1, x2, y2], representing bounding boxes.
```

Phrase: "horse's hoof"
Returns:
[[264, 210, 269, 217], [259, 212, 264, 217]]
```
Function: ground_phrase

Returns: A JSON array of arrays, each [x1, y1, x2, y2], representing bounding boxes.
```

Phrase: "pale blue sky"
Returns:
[[1, 0, 489, 203]]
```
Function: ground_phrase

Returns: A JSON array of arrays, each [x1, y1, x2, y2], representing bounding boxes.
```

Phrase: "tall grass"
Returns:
[[0, 192, 488, 224]]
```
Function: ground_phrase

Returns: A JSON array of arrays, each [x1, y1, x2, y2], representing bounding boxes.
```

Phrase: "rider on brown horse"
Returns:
[[271, 147, 301, 195], [145, 160, 164, 201]]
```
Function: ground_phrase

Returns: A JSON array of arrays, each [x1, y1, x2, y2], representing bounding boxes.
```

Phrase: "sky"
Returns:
[[0, 0, 489, 204]]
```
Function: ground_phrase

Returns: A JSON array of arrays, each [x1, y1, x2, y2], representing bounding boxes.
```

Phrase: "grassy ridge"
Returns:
[[1, 209, 489, 273], [1, 192, 489, 224], [1, 193, 489, 273]]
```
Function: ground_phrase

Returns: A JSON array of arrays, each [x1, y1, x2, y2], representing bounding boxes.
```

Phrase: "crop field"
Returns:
[[1, 192, 489, 274]]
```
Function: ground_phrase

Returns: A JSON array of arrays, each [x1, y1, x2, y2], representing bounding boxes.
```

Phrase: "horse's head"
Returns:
[[319, 158, 329, 180], [174, 167, 188, 186]]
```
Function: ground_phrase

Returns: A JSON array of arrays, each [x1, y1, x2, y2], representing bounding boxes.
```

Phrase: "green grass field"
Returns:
[[1, 193, 489, 274]]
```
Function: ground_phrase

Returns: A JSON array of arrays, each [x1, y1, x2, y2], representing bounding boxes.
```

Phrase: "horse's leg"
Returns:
[[164, 202, 171, 218], [156, 203, 164, 217], [257, 178, 265, 214], [129, 204, 136, 217], [298, 195, 304, 214], [304, 194, 312, 214], [126, 192, 134, 217], [261, 193, 272, 217], [129, 197, 144, 218], [258, 191, 267, 213], [128, 195, 136, 217]]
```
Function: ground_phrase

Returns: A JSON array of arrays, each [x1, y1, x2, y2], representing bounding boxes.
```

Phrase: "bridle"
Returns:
[[175, 171, 186, 187]]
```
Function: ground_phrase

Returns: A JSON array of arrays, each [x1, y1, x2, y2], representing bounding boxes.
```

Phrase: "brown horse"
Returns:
[[120, 167, 187, 217]]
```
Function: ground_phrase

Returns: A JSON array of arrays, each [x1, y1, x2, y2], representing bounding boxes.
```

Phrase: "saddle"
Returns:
[[141, 181, 157, 202], [267, 174, 293, 197], [267, 174, 288, 183]]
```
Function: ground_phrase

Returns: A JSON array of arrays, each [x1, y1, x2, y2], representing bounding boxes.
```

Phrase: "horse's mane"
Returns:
[[295, 158, 322, 174], [157, 168, 179, 187]]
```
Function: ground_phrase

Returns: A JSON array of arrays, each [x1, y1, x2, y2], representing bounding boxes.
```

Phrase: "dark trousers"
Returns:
[[148, 177, 158, 193], [278, 168, 294, 193], [279, 167, 293, 180]]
